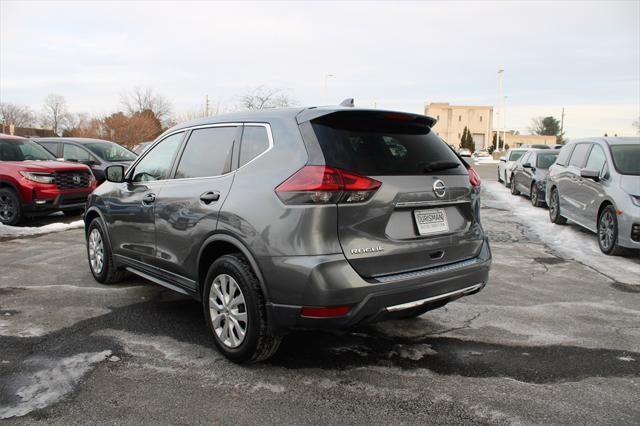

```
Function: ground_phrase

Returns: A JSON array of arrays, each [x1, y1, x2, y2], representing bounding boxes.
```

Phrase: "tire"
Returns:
[[203, 254, 281, 364], [598, 205, 625, 256], [0, 187, 22, 226], [530, 183, 543, 207], [510, 175, 520, 195], [86, 218, 124, 284], [548, 187, 567, 225]]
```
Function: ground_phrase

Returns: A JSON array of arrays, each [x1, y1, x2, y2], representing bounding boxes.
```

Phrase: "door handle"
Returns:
[[142, 193, 156, 204], [200, 191, 220, 204]]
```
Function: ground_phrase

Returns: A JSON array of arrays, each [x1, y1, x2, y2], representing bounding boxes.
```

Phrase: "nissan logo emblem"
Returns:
[[433, 180, 446, 198]]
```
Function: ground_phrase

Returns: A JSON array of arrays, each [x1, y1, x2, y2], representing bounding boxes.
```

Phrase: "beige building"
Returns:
[[424, 102, 493, 150], [493, 132, 557, 148]]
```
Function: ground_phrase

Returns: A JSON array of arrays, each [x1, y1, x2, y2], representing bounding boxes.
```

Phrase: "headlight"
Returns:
[[19, 171, 56, 184], [630, 194, 640, 207]]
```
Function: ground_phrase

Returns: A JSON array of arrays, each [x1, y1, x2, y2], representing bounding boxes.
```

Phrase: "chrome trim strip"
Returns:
[[395, 199, 470, 208], [375, 257, 482, 283], [385, 283, 484, 312], [124, 267, 190, 295]]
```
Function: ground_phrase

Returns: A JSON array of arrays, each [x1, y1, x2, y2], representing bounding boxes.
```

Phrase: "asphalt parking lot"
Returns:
[[1, 162, 639, 425]]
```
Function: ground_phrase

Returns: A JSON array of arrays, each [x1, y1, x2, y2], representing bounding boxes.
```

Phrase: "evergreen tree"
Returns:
[[460, 126, 475, 153]]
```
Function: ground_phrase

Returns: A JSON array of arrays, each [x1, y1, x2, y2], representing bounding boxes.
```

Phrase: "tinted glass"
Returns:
[[519, 152, 531, 164], [85, 142, 137, 161], [610, 144, 640, 175], [568, 144, 590, 168], [132, 132, 184, 182], [508, 150, 525, 161], [63, 144, 91, 161], [39, 142, 59, 156], [175, 127, 236, 179], [555, 144, 574, 166], [536, 152, 559, 169], [310, 114, 463, 176], [239, 126, 270, 166], [584, 145, 606, 172], [0, 139, 56, 161]]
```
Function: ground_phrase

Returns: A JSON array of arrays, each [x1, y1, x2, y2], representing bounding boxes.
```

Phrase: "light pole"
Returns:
[[323, 74, 335, 102], [497, 69, 504, 151], [503, 95, 508, 151]]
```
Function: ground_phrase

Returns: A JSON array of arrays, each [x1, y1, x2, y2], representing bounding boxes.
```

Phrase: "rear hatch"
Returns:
[[301, 110, 483, 278]]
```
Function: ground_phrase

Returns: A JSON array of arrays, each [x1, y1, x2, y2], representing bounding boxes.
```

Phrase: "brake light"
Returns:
[[301, 305, 352, 318], [467, 165, 481, 187], [275, 166, 381, 205]]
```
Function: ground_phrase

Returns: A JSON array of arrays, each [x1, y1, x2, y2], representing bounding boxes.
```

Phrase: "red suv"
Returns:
[[0, 134, 97, 225]]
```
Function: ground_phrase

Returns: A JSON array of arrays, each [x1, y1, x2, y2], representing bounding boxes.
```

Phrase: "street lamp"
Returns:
[[503, 95, 508, 151], [323, 74, 335, 102]]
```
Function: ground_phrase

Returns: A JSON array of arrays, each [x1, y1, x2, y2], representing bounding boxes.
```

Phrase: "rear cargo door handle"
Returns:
[[200, 191, 220, 204], [142, 193, 156, 205]]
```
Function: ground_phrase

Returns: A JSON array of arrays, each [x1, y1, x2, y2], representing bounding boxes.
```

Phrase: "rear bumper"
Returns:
[[265, 238, 491, 333]]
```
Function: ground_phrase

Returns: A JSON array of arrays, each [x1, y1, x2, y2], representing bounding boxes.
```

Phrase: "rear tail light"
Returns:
[[275, 166, 381, 205], [301, 305, 352, 318], [467, 165, 481, 187]]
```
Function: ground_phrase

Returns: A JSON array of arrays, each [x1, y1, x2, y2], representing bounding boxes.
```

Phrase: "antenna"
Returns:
[[339, 98, 354, 107]]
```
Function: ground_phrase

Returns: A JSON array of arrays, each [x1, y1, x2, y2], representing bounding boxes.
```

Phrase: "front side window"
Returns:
[[555, 144, 574, 166], [131, 132, 184, 182], [63, 144, 91, 161], [175, 126, 237, 179], [0, 139, 56, 161], [39, 141, 59, 156], [568, 143, 591, 168], [239, 126, 270, 167], [85, 142, 137, 161], [519, 152, 531, 165], [584, 145, 606, 172]]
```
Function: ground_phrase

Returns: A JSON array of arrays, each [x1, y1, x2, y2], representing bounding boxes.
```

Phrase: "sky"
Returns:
[[1, 0, 639, 138]]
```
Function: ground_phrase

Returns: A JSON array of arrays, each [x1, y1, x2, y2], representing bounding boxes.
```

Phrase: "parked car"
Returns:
[[458, 148, 472, 157], [520, 144, 550, 149], [498, 148, 528, 185], [472, 149, 490, 158], [84, 107, 491, 363], [132, 141, 153, 155], [34, 137, 137, 183], [546, 137, 640, 255], [0, 134, 96, 225], [509, 149, 560, 207]]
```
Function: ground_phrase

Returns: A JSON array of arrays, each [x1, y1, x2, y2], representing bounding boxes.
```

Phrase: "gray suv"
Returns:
[[84, 107, 491, 363], [546, 137, 640, 255]]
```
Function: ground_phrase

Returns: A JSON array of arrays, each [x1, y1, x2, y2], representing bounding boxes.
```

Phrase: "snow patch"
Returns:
[[388, 344, 437, 360], [0, 350, 111, 419], [617, 356, 636, 362], [0, 220, 83, 238], [484, 182, 640, 285], [251, 382, 286, 394]]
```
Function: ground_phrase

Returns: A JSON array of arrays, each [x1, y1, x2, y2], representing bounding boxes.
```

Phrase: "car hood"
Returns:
[[619, 174, 640, 196], [1, 160, 91, 172]]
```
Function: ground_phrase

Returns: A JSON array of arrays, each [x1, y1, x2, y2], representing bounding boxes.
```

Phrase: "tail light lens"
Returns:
[[275, 166, 381, 205], [467, 165, 481, 187]]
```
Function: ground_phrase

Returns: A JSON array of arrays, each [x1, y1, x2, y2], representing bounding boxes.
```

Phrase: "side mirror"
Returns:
[[523, 162, 532, 168], [580, 169, 600, 181], [82, 159, 96, 166], [499, 157, 506, 162], [106, 165, 126, 183]]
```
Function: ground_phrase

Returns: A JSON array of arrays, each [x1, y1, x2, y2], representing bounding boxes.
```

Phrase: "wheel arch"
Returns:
[[0, 179, 19, 193], [597, 199, 615, 222], [197, 233, 269, 303]]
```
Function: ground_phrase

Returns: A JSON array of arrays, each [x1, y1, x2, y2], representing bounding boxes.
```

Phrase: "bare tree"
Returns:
[[120, 87, 172, 125], [41, 94, 71, 136], [0, 103, 36, 128], [237, 85, 298, 110]]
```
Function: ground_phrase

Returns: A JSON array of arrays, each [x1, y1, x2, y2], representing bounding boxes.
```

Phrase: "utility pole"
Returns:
[[205, 95, 210, 117], [503, 95, 508, 151], [560, 107, 565, 141], [497, 69, 504, 151]]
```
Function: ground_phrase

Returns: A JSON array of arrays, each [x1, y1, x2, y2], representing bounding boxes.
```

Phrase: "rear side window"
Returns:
[[132, 132, 184, 182], [175, 126, 236, 179], [239, 126, 270, 167], [536, 152, 558, 168], [308, 112, 463, 176], [555, 144, 574, 166], [568, 144, 591, 168]]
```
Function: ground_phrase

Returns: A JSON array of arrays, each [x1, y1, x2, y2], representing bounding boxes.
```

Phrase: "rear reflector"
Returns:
[[301, 305, 352, 318], [275, 166, 381, 205], [467, 165, 481, 187]]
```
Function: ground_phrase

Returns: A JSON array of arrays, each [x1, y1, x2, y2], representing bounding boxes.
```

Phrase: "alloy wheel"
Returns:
[[599, 210, 615, 251], [88, 228, 105, 274], [209, 274, 248, 348], [549, 191, 558, 218], [531, 186, 538, 205], [0, 194, 16, 223]]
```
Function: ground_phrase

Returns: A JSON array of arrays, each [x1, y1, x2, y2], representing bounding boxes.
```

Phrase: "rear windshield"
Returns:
[[536, 152, 558, 169], [508, 151, 525, 161], [610, 144, 640, 175], [85, 142, 137, 162], [0, 139, 56, 161], [308, 112, 464, 176]]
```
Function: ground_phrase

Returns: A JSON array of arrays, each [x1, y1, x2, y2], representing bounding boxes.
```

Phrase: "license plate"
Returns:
[[414, 208, 449, 236]]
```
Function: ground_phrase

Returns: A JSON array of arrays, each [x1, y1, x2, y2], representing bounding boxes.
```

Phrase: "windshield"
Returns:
[[536, 152, 559, 169], [610, 144, 640, 175], [85, 142, 137, 161], [508, 151, 525, 161], [0, 139, 56, 161]]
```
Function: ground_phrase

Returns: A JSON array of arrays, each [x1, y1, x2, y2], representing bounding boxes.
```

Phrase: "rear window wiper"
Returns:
[[422, 161, 461, 172]]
